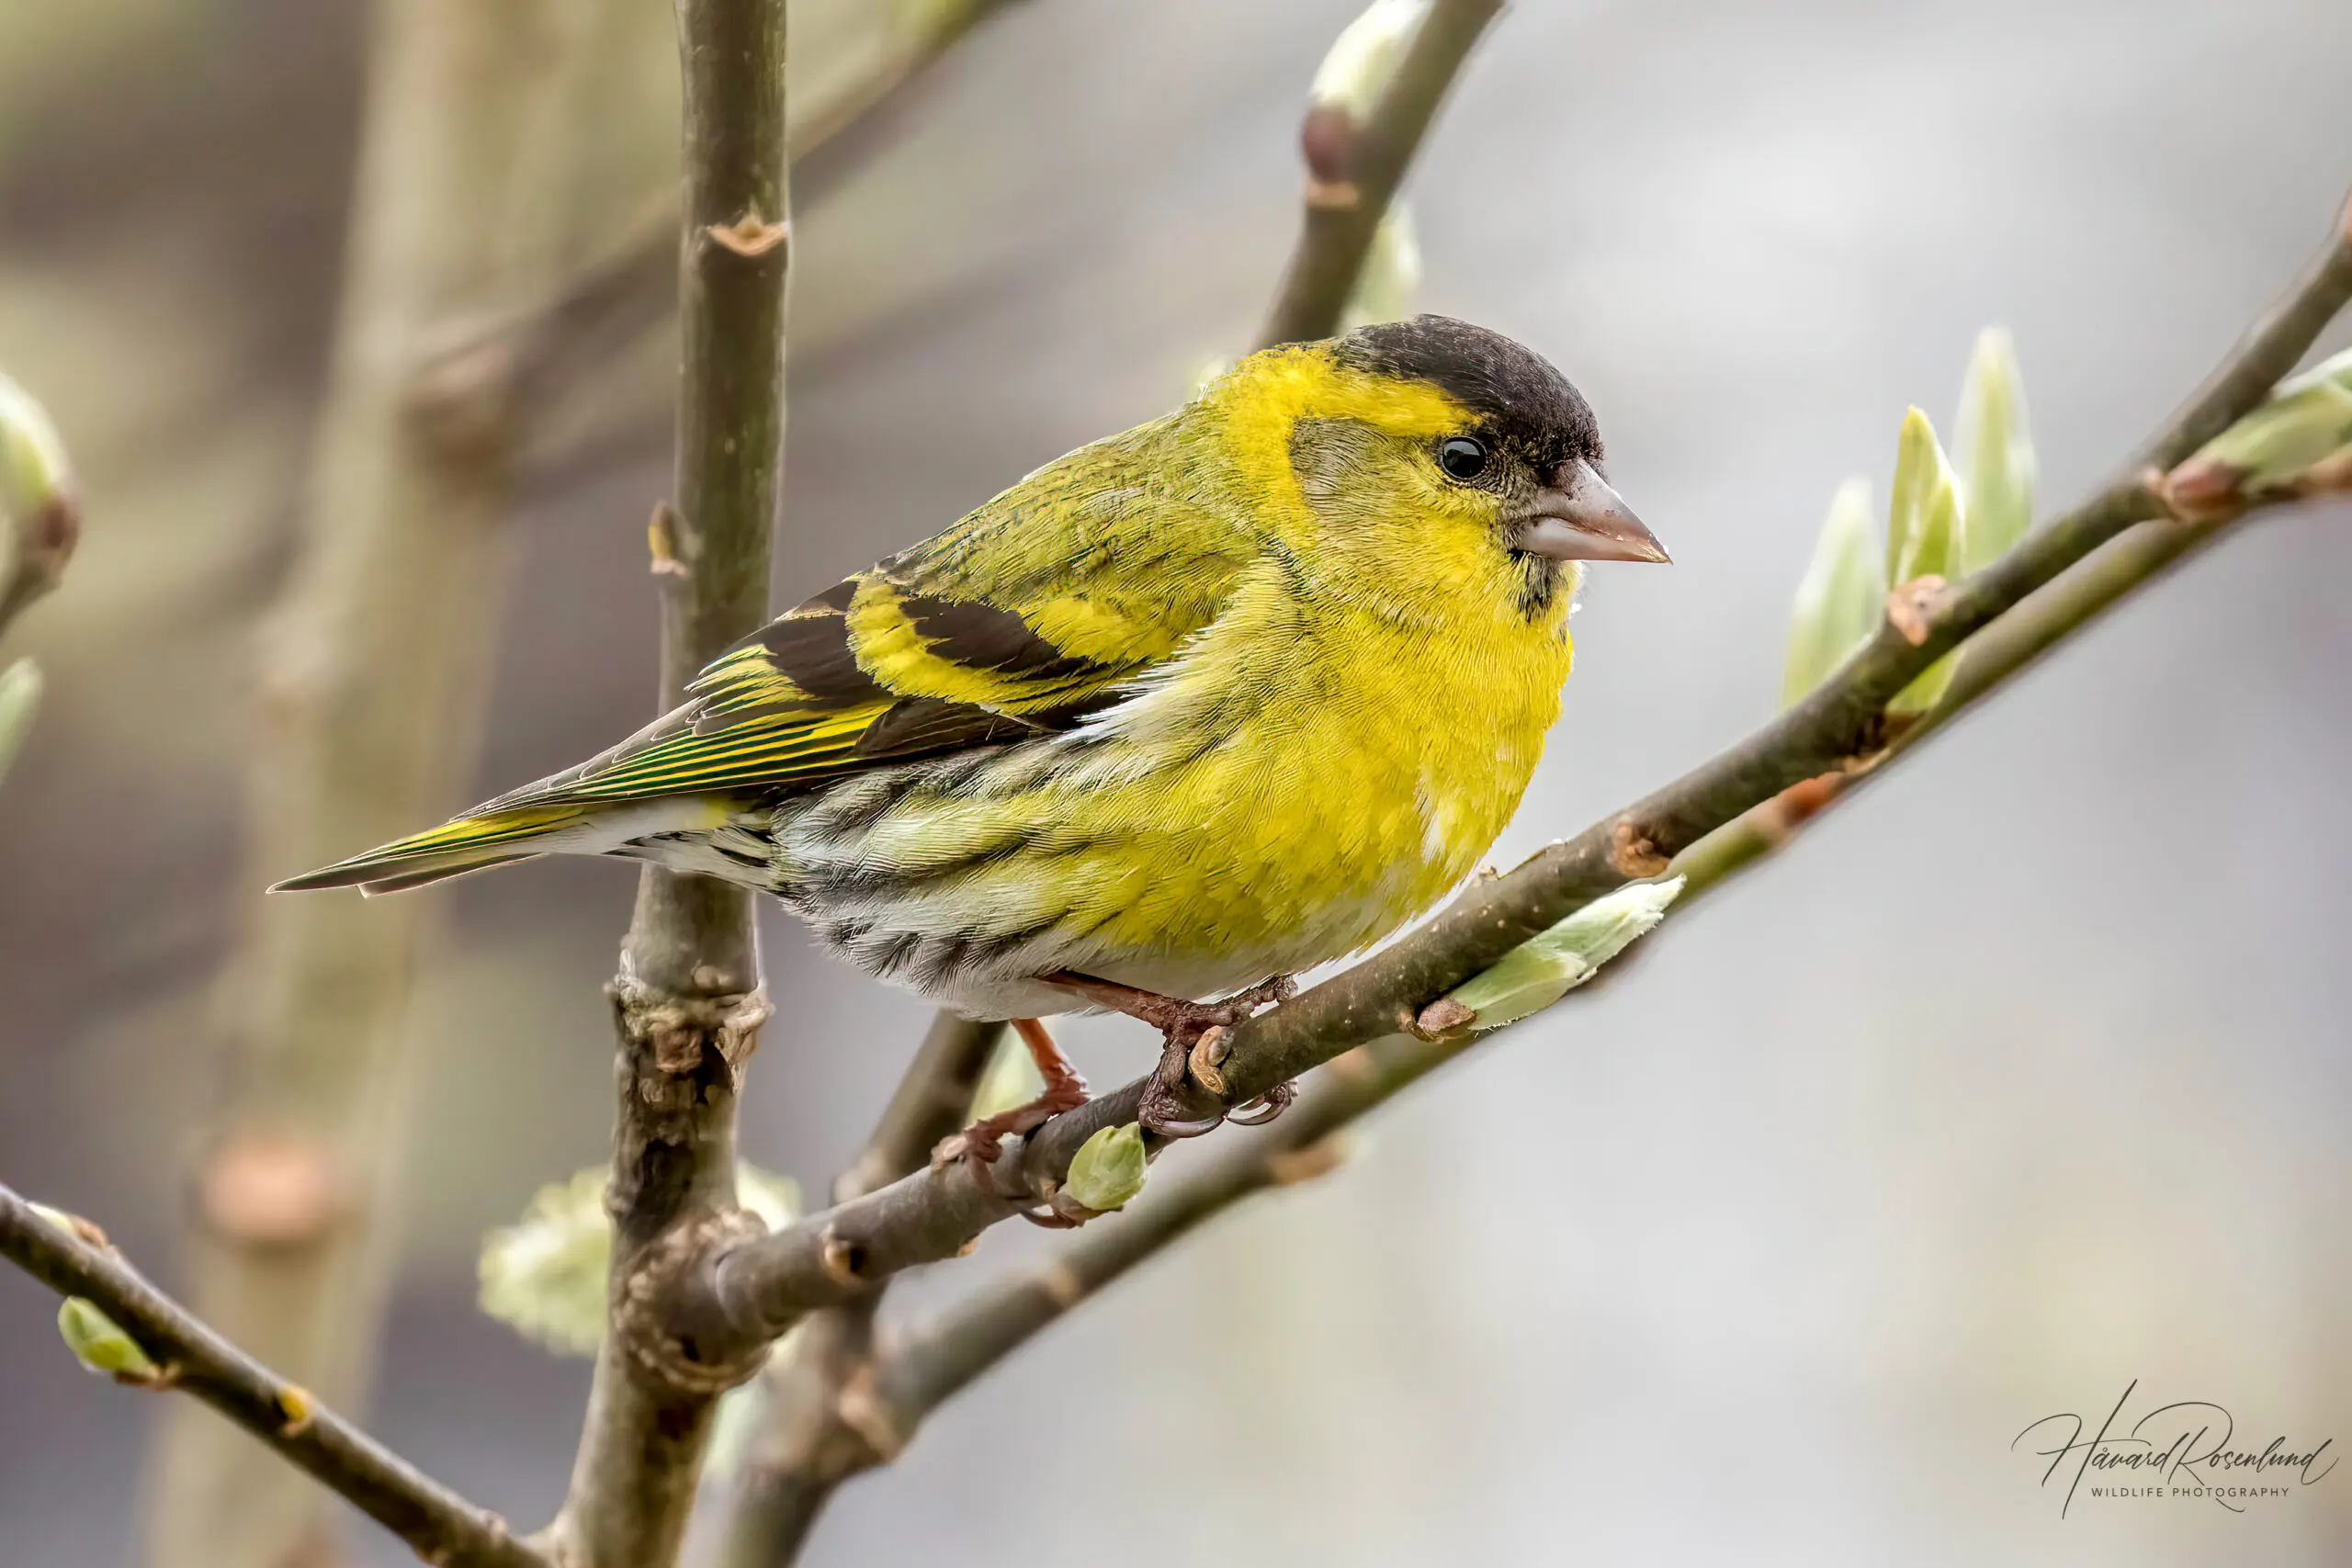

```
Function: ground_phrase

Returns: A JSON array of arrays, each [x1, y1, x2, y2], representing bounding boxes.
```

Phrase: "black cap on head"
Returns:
[[1330, 314, 1600, 468]]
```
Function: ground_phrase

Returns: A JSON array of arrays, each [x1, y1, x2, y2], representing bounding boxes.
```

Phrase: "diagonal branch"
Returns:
[[0, 1184, 550, 1568], [536, 3, 792, 1566], [1256, 0, 1504, 350], [647, 184, 2352, 1374]]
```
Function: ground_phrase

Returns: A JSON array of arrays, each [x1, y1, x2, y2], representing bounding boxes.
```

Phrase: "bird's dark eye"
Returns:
[[1437, 436, 1488, 480]]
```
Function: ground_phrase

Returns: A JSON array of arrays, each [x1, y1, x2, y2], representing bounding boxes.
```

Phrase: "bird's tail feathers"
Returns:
[[271, 802, 593, 895]]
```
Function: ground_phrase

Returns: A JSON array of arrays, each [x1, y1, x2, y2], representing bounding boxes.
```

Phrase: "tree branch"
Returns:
[[713, 1015, 1004, 1568], [1255, 0, 1503, 350], [649, 185, 2352, 1375], [536, 4, 791, 1566], [0, 1184, 549, 1568]]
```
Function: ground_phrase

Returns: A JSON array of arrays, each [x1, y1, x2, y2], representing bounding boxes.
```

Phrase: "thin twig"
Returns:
[[0, 1184, 549, 1568], [536, 4, 792, 1566], [646, 186, 2352, 1373], [715, 1015, 1003, 1568], [1255, 0, 1504, 349]]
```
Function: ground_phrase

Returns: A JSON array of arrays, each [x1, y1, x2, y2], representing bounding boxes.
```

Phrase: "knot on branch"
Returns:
[[1299, 104, 1363, 210], [1884, 575, 1951, 647], [614, 1204, 773, 1396], [610, 978, 771, 1088], [705, 209, 790, 260], [1610, 818, 1668, 878]]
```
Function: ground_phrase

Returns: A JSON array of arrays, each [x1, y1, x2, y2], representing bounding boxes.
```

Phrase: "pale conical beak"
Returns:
[[1513, 459, 1671, 564]]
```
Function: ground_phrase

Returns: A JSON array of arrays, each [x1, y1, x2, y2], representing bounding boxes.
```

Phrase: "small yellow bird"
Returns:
[[279, 317, 1668, 1150]]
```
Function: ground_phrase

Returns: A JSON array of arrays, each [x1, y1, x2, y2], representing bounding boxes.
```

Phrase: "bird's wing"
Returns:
[[494, 425, 1258, 809]]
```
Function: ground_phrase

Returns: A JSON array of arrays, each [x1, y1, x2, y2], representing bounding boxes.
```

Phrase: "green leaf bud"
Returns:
[[1886, 406, 1965, 584], [479, 1162, 795, 1356], [1064, 1122, 1148, 1213], [58, 1297, 159, 1381], [0, 371, 76, 628], [1445, 877, 1686, 1031], [0, 370, 71, 531], [478, 1168, 609, 1356], [1310, 0, 1430, 122], [1781, 478, 1883, 708], [1885, 407, 1967, 716], [2167, 345, 2352, 516], [1954, 327, 2035, 570]]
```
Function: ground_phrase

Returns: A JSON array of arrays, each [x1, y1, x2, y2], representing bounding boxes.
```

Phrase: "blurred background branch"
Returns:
[[142, 2, 620, 1563], [537, 2, 791, 1565]]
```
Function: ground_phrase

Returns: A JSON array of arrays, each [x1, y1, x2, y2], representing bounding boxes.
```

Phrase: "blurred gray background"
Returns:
[[2, 0, 2347, 1562]]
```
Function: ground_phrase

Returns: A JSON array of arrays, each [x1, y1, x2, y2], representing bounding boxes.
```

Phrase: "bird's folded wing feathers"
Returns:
[[486, 438, 1257, 810]]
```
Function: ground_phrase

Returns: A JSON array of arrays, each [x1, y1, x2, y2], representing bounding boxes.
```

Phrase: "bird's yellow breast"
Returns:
[[1023, 560, 1577, 974]]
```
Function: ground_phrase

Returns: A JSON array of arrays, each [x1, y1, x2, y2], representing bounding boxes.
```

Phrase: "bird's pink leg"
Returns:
[[941, 1017, 1091, 1166], [1038, 970, 1298, 1138]]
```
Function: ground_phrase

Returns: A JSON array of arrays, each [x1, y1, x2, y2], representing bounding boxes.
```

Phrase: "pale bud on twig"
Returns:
[[1063, 1122, 1148, 1213], [1884, 407, 1966, 716], [1953, 327, 2035, 570], [58, 1296, 160, 1382], [1781, 478, 1883, 708], [28, 1204, 164, 1383], [478, 1164, 797, 1356], [1442, 877, 1686, 1032], [2162, 345, 2352, 519], [1310, 0, 1432, 122], [0, 370, 77, 630], [1302, 0, 1433, 201]]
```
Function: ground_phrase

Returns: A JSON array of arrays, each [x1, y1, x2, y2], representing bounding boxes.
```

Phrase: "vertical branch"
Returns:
[[538, 4, 790, 1566], [144, 4, 605, 1564], [1254, 0, 1502, 350]]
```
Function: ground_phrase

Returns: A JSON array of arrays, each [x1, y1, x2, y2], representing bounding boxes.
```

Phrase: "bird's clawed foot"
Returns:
[[1040, 970, 1299, 1140], [934, 1017, 1089, 1167]]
